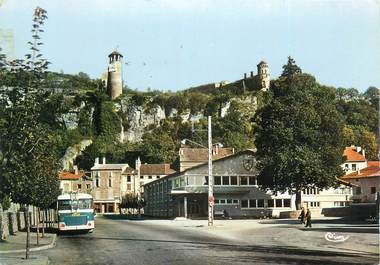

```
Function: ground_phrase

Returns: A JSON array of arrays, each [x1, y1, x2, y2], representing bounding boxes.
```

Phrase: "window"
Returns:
[[249, 200, 257, 208], [233, 199, 239, 204], [334, 201, 346, 207], [249, 176, 257, 185], [95, 176, 100, 187], [309, 202, 320, 208], [241, 200, 248, 208], [86, 184, 91, 190], [108, 176, 112, 187], [226, 199, 232, 204], [215, 199, 220, 204], [204, 176, 209, 185], [127, 184, 132, 191], [371, 187, 376, 194], [77, 184, 82, 190], [214, 176, 221, 185], [140, 175, 144, 179], [257, 199, 264, 208], [267, 199, 274, 208], [283, 199, 291, 207], [352, 164, 357, 171], [275, 199, 282, 208], [148, 175, 152, 179], [240, 176, 248, 185], [127, 175, 131, 182], [157, 176, 160, 179], [230, 176, 238, 185], [220, 199, 226, 204], [355, 187, 361, 195], [222, 176, 229, 185]]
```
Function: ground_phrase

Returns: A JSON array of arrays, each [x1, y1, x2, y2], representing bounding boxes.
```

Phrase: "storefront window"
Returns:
[[214, 176, 221, 185], [257, 199, 264, 207], [241, 200, 248, 208], [222, 176, 229, 185], [267, 199, 274, 207]]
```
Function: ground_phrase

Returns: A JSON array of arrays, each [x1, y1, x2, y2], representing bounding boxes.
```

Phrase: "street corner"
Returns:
[[0, 255, 49, 265], [0, 233, 57, 254]]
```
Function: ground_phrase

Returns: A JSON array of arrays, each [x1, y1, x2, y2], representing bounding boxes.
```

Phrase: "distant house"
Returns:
[[59, 166, 92, 195], [342, 146, 367, 174], [341, 161, 380, 203], [122, 158, 176, 197], [91, 158, 129, 214]]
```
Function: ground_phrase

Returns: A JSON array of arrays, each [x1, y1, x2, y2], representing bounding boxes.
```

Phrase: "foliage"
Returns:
[[254, 70, 345, 209], [281, 56, 302, 77]]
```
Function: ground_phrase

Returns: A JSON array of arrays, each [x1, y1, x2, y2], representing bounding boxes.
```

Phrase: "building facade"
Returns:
[[91, 158, 129, 213], [144, 149, 352, 218], [59, 166, 92, 195]]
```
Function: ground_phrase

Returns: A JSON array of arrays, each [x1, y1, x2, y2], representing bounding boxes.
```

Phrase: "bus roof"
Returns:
[[58, 193, 93, 200]]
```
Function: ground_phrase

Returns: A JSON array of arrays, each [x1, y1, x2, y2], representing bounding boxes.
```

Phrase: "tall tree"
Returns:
[[254, 71, 344, 210], [0, 7, 60, 259], [281, 56, 302, 77]]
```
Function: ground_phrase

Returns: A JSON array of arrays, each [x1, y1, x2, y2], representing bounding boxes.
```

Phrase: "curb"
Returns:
[[0, 234, 57, 254]]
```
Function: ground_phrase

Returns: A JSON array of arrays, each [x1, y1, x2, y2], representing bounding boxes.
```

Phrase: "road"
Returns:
[[42, 216, 378, 265]]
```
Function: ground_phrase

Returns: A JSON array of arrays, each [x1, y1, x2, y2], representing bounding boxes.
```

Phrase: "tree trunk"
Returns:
[[36, 208, 40, 245], [25, 205, 30, 260], [295, 190, 302, 210]]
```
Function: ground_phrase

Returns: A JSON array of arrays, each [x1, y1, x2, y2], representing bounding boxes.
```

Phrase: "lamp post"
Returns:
[[207, 116, 214, 226], [181, 116, 214, 226]]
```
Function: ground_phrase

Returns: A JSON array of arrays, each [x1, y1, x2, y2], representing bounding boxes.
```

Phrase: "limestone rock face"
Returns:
[[61, 139, 93, 170], [122, 104, 166, 142]]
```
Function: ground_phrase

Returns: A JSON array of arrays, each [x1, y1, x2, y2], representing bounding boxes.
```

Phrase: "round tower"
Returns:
[[107, 50, 123, 99], [257, 61, 270, 91]]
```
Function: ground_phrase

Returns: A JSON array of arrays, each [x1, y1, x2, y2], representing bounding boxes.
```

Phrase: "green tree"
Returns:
[[0, 7, 60, 258], [254, 72, 344, 210], [281, 56, 302, 77]]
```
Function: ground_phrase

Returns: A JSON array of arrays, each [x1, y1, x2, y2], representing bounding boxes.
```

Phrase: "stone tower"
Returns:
[[257, 61, 270, 91], [107, 50, 123, 99]]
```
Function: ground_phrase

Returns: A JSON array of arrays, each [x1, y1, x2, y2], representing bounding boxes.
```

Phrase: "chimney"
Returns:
[[73, 165, 78, 175], [102, 157, 106, 165], [250, 71, 254, 77], [95, 157, 99, 166], [244, 73, 247, 79], [362, 149, 366, 159], [356, 146, 362, 153]]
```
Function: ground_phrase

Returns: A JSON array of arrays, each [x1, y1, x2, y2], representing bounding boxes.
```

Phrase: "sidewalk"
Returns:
[[0, 230, 56, 265]]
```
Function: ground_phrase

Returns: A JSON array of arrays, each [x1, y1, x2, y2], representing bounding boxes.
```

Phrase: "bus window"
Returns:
[[58, 200, 71, 210], [78, 199, 93, 209]]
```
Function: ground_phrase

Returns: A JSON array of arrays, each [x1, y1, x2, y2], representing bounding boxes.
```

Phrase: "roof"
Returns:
[[179, 147, 234, 162], [59, 171, 85, 181], [341, 161, 380, 180], [58, 193, 92, 200], [257, 60, 268, 66], [140, 164, 176, 175], [91, 163, 129, 171], [145, 149, 256, 186], [108, 50, 123, 57], [343, 147, 366, 162]]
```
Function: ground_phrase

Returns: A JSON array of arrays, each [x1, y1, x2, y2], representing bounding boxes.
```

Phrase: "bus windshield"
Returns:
[[58, 199, 93, 211]]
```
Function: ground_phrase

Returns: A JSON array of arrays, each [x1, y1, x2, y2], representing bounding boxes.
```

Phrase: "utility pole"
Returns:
[[208, 116, 214, 226]]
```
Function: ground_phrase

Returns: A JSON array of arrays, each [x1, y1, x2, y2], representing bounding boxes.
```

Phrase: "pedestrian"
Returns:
[[305, 208, 312, 228], [298, 207, 306, 224]]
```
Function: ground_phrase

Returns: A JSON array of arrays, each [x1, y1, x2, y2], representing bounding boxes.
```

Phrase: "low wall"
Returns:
[[322, 203, 376, 219]]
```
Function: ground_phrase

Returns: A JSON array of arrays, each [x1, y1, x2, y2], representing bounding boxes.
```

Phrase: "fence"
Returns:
[[0, 206, 57, 240]]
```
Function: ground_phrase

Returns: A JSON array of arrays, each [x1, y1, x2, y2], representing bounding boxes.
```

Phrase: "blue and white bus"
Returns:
[[57, 193, 95, 232]]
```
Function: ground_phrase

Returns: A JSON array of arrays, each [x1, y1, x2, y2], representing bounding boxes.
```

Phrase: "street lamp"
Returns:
[[181, 116, 216, 226]]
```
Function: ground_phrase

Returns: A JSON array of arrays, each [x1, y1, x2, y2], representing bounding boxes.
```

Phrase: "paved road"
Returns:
[[42, 216, 378, 265]]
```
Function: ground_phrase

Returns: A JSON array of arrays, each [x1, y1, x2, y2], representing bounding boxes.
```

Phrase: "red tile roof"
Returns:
[[341, 161, 380, 180], [343, 147, 366, 162], [59, 171, 85, 180]]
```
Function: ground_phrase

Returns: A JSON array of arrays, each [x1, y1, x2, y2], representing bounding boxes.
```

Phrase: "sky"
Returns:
[[0, 0, 379, 92]]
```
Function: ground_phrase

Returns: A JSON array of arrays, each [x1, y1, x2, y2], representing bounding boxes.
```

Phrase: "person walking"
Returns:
[[298, 207, 306, 224], [305, 208, 312, 228]]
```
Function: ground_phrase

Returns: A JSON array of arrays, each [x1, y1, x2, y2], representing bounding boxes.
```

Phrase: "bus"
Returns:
[[57, 193, 95, 232]]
